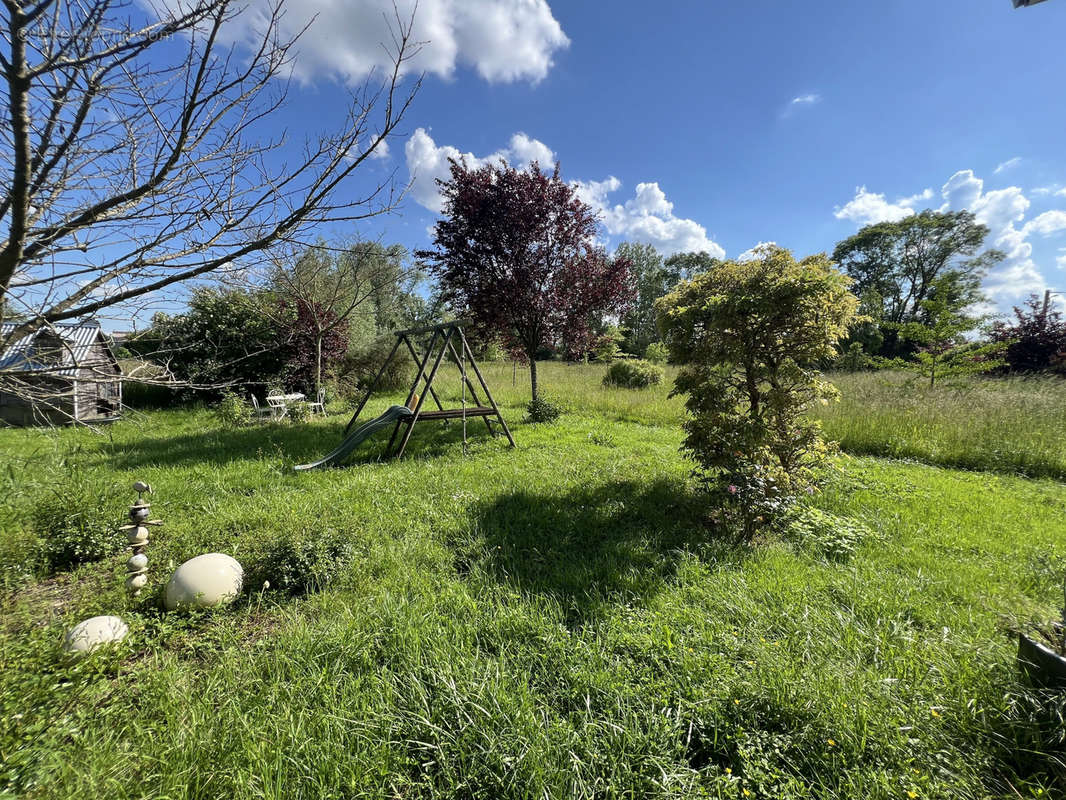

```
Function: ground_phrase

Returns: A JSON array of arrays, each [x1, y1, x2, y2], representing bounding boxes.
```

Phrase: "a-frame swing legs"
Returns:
[[392, 327, 453, 458], [461, 333, 515, 448]]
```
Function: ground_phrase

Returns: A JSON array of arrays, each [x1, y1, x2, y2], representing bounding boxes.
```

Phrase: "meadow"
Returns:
[[1, 363, 1065, 799]]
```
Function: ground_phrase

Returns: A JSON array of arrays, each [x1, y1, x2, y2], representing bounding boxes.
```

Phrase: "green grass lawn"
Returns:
[[1, 365, 1065, 798]]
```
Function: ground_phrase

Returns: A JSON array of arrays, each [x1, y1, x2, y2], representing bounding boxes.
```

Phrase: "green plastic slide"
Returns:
[[294, 405, 414, 471]]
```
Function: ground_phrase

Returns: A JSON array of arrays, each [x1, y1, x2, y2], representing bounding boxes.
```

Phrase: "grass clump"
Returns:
[[213, 390, 252, 428], [526, 395, 562, 423], [250, 533, 356, 595], [602, 358, 664, 389], [30, 466, 124, 573]]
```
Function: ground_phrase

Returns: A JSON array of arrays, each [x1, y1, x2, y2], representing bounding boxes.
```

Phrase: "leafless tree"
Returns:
[[0, 0, 421, 421]]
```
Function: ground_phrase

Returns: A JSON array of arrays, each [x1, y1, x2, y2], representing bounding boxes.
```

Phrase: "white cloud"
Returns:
[[833, 186, 928, 225], [404, 127, 557, 212], [582, 181, 725, 257], [1058, 248, 1066, 271], [1023, 210, 1066, 237], [370, 140, 390, 161], [994, 156, 1022, 174], [791, 94, 821, 106], [836, 168, 1066, 301], [1058, 188, 1066, 198], [157, 0, 570, 86], [407, 130, 724, 257]]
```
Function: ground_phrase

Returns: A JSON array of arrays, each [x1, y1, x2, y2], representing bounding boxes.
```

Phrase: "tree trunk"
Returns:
[[529, 356, 539, 403], [315, 335, 323, 398]]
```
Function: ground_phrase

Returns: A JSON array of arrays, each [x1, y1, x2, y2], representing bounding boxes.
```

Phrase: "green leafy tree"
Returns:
[[899, 278, 1002, 386], [593, 326, 624, 363], [832, 210, 1001, 356], [129, 287, 291, 393], [617, 244, 721, 356], [656, 245, 859, 538]]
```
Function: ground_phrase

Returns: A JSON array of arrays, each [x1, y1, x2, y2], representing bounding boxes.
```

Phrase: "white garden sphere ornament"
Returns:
[[164, 553, 243, 610], [63, 615, 128, 658]]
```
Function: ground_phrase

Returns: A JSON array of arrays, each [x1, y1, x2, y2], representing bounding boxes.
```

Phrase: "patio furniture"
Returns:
[[249, 394, 267, 422], [266, 392, 305, 420], [308, 388, 326, 416]]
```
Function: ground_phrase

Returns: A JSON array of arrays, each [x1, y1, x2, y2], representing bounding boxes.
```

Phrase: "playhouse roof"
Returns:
[[0, 322, 120, 377]]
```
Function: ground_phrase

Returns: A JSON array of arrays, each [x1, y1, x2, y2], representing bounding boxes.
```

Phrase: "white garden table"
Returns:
[[265, 392, 305, 419]]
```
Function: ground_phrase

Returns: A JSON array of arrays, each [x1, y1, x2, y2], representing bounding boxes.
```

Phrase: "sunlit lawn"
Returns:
[[1, 363, 1064, 798]]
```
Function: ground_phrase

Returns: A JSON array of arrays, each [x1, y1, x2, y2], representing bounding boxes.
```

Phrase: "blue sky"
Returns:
[[187, 0, 1066, 311]]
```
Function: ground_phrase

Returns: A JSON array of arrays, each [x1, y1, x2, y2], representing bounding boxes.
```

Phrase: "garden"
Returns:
[[2, 10, 1065, 794], [1, 357, 1065, 798]]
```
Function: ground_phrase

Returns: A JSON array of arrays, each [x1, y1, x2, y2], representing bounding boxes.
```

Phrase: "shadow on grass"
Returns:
[[98, 414, 495, 471], [465, 478, 742, 626]]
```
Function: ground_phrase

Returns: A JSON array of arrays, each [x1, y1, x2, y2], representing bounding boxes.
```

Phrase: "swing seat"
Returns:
[[416, 406, 495, 421]]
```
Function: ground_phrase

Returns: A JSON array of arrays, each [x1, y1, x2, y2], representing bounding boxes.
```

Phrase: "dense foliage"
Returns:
[[832, 210, 1000, 357], [991, 294, 1066, 373], [602, 359, 664, 389], [128, 287, 291, 395], [657, 245, 859, 536], [420, 159, 632, 400]]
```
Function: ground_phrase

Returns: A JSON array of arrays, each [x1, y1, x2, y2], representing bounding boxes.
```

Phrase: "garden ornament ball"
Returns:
[[63, 615, 128, 658], [164, 553, 244, 610]]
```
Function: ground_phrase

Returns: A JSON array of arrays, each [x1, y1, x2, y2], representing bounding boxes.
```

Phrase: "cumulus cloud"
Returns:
[[155, 0, 570, 86], [407, 130, 724, 257], [836, 168, 1066, 300], [994, 156, 1022, 174], [1023, 210, 1066, 237], [833, 186, 931, 225], [574, 180, 725, 257], [404, 127, 557, 212]]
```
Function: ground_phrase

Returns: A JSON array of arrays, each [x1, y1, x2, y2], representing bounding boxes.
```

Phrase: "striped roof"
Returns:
[[0, 322, 118, 376]]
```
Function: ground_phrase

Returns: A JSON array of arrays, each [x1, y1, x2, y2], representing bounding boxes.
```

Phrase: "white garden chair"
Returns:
[[265, 394, 288, 420], [249, 393, 267, 422], [308, 387, 326, 416]]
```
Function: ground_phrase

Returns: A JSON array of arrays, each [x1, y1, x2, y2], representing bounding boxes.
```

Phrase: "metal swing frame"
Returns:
[[343, 320, 516, 459]]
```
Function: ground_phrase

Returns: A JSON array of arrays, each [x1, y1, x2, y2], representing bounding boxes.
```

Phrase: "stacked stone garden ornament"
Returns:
[[121, 481, 161, 597]]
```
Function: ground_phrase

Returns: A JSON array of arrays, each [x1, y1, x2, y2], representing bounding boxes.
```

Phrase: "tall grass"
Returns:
[[471, 361, 1066, 479], [0, 409, 1065, 797]]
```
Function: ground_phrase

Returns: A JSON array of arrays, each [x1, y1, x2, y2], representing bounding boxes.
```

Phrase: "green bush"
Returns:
[[657, 245, 859, 539], [251, 535, 356, 595], [526, 396, 562, 424], [644, 342, 668, 364], [287, 401, 311, 424], [214, 390, 252, 427], [602, 359, 664, 389], [781, 506, 874, 562], [343, 336, 415, 393], [31, 469, 124, 572]]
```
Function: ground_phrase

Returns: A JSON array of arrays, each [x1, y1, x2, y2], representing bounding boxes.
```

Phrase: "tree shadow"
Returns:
[[98, 415, 496, 471], [462, 478, 744, 627]]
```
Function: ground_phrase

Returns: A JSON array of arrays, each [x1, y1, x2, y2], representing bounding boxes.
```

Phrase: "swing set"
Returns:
[[295, 320, 514, 470]]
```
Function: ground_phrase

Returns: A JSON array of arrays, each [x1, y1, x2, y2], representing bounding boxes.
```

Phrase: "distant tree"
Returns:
[[617, 242, 665, 355], [420, 160, 633, 401], [657, 245, 859, 538], [593, 326, 624, 363], [267, 241, 421, 398], [617, 244, 722, 356], [130, 287, 290, 392], [832, 211, 1001, 356], [663, 251, 721, 282], [899, 278, 1001, 387], [990, 294, 1066, 373]]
